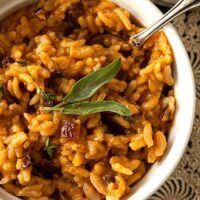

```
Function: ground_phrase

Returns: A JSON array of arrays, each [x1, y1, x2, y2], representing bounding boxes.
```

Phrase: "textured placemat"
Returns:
[[150, 8, 200, 200]]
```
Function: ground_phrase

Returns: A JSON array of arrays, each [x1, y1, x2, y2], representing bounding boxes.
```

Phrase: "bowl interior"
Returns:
[[0, 0, 196, 200]]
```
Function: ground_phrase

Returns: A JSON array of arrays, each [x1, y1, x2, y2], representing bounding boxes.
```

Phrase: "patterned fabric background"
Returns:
[[150, 7, 200, 200]]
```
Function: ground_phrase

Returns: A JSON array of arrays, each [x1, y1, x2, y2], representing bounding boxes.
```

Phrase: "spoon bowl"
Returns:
[[131, 0, 200, 47]]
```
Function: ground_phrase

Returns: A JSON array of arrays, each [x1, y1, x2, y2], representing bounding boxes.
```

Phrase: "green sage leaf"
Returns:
[[63, 58, 121, 104], [59, 101, 132, 116]]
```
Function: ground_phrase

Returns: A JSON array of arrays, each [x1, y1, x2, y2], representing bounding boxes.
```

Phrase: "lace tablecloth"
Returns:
[[150, 8, 200, 200]]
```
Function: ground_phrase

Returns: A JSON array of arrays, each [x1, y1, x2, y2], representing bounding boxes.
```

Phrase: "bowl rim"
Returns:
[[0, 0, 196, 200]]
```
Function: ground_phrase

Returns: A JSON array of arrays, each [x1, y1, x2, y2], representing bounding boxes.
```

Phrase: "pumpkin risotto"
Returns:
[[0, 0, 175, 199]]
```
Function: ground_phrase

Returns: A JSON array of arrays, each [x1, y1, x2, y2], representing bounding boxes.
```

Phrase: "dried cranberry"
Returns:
[[40, 159, 60, 178], [22, 151, 32, 169], [0, 54, 14, 68], [32, 158, 60, 179], [61, 122, 80, 139]]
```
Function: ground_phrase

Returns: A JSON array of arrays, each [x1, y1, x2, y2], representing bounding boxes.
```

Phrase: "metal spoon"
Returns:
[[131, 0, 200, 47]]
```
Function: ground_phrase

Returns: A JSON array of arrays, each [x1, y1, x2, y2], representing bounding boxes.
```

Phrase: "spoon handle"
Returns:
[[131, 0, 200, 47]]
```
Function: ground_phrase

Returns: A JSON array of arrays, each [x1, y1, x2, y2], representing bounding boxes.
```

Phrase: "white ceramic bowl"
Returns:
[[0, 0, 196, 200]]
